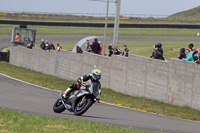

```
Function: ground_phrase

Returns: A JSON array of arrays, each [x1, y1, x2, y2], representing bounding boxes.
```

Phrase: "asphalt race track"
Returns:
[[1, 35, 200, 132], [1, 35, 200, 51], [0, 74, 200, 133]]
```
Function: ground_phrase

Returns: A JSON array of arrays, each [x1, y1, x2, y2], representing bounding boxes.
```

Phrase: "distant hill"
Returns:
[[169, 6, 200, 18]]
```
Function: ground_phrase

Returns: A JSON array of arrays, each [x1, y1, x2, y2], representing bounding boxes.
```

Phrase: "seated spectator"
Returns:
[[26, 39, 34, 49], [45, 40, 49, 50], [153, 48, 165, 60], [56, 43, 62, 51], [183, 49, 194, 62], [108, 45, 122, 57], [122, 45, 129, 57], [48, 42, 55, 51], [98, 41, 103, 55], [178, 48, 186, 59], [86, 40, 92, 52], [76, 44, 83, 54], [114, 46, 122, 55], [150, 44, 156, 58], [156, 43, 163, 55], [40, 39, 45, 50]]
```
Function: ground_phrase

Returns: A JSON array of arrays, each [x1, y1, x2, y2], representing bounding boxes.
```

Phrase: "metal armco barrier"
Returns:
[[0, 52, 10, 62], [1, 20, 200, 29]]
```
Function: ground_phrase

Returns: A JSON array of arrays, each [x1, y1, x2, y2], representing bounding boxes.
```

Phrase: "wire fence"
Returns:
[[0, 10, 200, 23]]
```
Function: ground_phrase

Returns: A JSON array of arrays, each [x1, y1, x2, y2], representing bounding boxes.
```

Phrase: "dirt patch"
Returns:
[[46, 125, 66, 129]]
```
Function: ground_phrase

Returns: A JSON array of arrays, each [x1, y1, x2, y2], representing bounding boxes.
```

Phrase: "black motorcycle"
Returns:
[[53, 82, 101, 116]]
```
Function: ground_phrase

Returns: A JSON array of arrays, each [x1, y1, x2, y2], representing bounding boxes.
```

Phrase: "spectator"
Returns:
[[189, 43, 194, 52], [114, 46, 122, 55], [15, 33, 20, 41], [108, 45, 114, 57], [98, 41, 103, 55], [108, 44, 112, 51], [48, 42, 55, 51], [29, 39, 34, 47], [45, 40, 49, 50], [108, 45, 122, 57], [40, 39, 45, 50], [195, 50, 200, 64], [122, 45, 129, 57], [86, 40, 92, 52], [156, 43, 163, 55], [150, 44, 156, 58], [178, 48, 186, 59], [183, 49, 194, 62], [153, 48, 165, 60], [76, 44, 83, 54], [91, 38, 100, 54], [56, 43, 62, 51]]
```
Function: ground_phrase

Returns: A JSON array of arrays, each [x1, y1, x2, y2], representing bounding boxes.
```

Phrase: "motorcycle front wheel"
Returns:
[[74, 97, 93, 116], [53, 99, 66, 113]]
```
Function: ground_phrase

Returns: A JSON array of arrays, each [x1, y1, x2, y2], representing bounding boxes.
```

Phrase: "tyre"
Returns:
[[53, 99, 66, 113], [74, 97, 93, 116]]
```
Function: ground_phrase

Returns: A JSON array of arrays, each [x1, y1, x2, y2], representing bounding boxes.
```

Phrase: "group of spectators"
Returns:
[[40, 39, 62, 51], [178, 43, 200, 64], [76, 38, 129, 57]]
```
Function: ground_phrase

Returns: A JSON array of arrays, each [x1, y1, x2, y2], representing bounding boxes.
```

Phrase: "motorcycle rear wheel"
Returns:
[[53, 99, 66, 113], [74, 97, 93, 116]]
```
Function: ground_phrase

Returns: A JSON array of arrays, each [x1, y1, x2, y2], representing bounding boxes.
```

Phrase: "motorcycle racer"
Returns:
[[62, 69, 101, 100]]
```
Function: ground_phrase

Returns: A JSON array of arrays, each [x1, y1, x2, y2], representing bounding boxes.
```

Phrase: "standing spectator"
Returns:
[[183, 49, 194, 62], [56, 43, 62, 51], [45, 40, 49, 50], [48, 42, 55, 51], [189, 43, 194, 52], [40, 39, 45, 50], [29, 39, 34, 47], [195, 50, 200, 64], [178, 48, 186, 59], [15, 33, 20, 41], [108, 44, 112, 51], [108, 45, 114, 57], [76, 44, 83, 54], [91, 38, 100, 54], [98, 41, 103, 55], [122, 45, 129, 57], [86, 40, 92, 52]]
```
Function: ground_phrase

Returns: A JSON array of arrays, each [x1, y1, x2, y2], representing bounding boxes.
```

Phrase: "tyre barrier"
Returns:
[[1, 20, 200, 29], [0, 52, 10, 62]]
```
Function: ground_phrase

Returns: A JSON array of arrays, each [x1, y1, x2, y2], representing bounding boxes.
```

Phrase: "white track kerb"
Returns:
[[0, 72, 200, 124]]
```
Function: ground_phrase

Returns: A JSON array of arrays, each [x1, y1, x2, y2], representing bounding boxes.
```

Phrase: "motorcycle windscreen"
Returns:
[[89, 82, 100, 97]]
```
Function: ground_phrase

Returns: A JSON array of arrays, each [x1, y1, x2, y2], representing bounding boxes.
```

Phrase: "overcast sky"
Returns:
[[0, 0, 200, 16]]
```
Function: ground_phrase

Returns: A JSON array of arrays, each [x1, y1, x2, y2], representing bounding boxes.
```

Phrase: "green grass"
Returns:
[[1, 24, 200, 37], [35, 41, 200, 60], [0, 62, 200, 122], [0, 109, 152, 133]]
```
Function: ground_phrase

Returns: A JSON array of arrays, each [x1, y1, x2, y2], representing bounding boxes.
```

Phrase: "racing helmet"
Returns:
[[92, 69, 101, 81]]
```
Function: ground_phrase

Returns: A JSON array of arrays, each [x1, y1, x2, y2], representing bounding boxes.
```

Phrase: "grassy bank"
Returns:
[[35, 41, 200, 60], [1, 24, 200, 37], [0, 109, 153, 133], [0, 62, 200, 122]]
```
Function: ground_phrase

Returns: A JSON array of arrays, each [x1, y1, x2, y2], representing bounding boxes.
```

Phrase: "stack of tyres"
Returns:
[[0, 51, 9, 62]]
